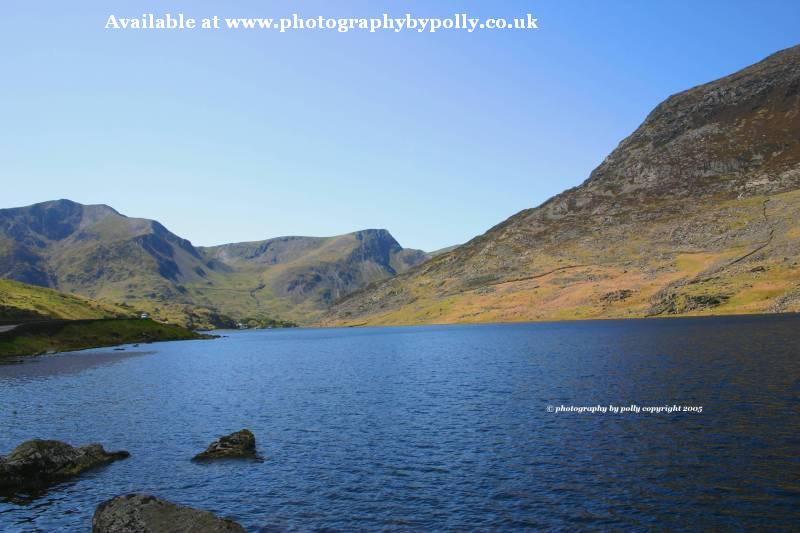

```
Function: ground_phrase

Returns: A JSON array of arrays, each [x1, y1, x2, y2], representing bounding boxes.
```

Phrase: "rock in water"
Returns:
[[192, 429, 260, 461], [0, 439, 129, 493], [92, 493, 244, 533]]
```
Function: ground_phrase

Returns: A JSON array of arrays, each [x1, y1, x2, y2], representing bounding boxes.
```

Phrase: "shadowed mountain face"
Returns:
[[0, 200, 207, 296], [0, 200, 428, 326], [324, 45, 800, 326], [197, 230, 428, 320]]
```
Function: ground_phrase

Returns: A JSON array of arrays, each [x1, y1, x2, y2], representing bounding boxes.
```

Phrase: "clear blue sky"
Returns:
[[1, 1, 798, 251]]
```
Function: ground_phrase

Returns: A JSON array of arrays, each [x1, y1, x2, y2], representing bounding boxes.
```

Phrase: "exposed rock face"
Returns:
[[0, 199, 208, 293], [202, 229, 430, 312], [192, 429, 260, 461], [324, 45, 800, 325], [0, 439, 129, 493], [92, 493, 244, 533], [0, 199, 429, 326]]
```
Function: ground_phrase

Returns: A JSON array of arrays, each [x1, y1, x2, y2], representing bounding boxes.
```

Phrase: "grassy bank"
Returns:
[[0, 279, 133, 321], [0, 318, 209, 357]]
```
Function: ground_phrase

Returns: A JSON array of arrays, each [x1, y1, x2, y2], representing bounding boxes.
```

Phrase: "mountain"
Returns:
[[0, 199, 221, 326], [323, 45, 800, 325], [428, 245, 460, 257], [196, 231, 428, 321], [0, 200, 428, 326]]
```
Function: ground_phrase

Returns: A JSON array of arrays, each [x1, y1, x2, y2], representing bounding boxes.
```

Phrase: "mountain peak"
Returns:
[[521, 43, 800, 227], [323, 44, 800, 325], [0, 201, 431, 325]]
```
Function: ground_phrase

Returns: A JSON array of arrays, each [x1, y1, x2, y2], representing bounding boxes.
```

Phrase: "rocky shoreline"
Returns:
[[1, 430, 260, 532]]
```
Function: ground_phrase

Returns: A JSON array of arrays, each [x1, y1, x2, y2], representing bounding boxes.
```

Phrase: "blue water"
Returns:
[[1, 315, 799, 531]]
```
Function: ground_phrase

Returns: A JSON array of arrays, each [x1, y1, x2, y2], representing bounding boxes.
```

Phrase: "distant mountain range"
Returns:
[[323, 44, 800, 325], [4, 45, 799, 328], [0, 200, 428, 326]]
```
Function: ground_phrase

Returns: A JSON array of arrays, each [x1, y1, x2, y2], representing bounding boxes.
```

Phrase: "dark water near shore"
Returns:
[[1, 315, 799, 531]]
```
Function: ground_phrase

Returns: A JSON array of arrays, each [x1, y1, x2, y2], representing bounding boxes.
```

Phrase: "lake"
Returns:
[[1, 315, 799, 531]]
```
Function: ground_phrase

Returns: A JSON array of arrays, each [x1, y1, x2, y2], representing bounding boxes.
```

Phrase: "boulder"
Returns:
[[92, 493, 244, 532], [0, 439, 129, 493], [192, 429, 260, 461]]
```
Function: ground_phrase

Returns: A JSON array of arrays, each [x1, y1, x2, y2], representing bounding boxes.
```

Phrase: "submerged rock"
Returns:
[[192, 429, 260, 461], [92, 493, 244, 533], [0, 439, 129, 493]]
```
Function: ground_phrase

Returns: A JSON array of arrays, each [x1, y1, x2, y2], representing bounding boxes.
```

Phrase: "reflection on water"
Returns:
[[0, 350, 151, 381], [0, 315, 799, 531]]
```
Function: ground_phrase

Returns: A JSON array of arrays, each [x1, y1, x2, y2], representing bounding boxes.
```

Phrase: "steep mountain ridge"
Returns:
[[324, 45, 800, 325], [0, 201, 428, 326], [0, 199, 209, 295], [195, 229, 428, 321]]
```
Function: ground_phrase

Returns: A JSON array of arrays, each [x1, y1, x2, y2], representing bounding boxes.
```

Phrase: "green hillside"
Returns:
[[0, 279, 133, 321], [0, 318, 205, 357], [0, 279, 209, 356]]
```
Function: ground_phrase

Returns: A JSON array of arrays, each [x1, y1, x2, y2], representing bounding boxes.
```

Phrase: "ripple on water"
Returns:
[[0, 317, 799, 530]]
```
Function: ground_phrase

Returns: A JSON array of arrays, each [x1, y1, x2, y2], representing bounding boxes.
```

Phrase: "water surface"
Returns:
[[1, 315, 799, 530]]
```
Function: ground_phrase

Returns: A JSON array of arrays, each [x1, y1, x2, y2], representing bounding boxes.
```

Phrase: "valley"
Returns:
[[0, 201, 428, 328], [2, 46, 800, 330]]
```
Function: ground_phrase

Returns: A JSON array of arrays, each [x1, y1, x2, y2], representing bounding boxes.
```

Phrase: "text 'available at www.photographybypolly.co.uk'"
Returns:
[[104, 12, 540, 34]]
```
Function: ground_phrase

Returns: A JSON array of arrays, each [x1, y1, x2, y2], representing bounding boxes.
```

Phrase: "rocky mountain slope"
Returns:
[[194, 231, 428, 322], [0, 200, 428, 326], [323, 44, 800, 325], [0, 200, 222, 326]]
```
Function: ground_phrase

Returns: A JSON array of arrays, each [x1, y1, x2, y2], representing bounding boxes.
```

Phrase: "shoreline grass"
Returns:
[[0, 318, 211, 357]]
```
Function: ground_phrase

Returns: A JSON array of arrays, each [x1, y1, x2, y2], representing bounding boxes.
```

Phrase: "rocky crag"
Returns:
[[0, 200, 428, 327], [324, 45, 800, 325]]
